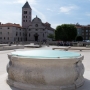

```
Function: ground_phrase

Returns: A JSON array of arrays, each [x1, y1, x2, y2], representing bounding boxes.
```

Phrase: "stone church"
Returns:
[[0, 1, 54, 43], [22, 1, 55, 42]]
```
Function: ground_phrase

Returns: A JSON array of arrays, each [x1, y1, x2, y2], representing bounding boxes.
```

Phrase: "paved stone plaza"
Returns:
[[0, 46, 90, 90]]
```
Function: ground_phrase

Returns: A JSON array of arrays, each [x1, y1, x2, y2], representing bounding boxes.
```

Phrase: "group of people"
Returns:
[[57, 41, 72, 46]]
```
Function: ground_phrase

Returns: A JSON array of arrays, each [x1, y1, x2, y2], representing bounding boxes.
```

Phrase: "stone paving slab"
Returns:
[[0, 46, 90, 90]]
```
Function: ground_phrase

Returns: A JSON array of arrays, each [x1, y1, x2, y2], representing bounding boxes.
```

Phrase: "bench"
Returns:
[[52, 47, 90, 51]]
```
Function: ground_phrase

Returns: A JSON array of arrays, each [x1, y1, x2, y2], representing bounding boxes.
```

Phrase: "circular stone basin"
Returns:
[[7, 50, 84, 90]]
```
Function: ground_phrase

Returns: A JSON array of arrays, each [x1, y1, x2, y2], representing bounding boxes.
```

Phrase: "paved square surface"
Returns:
[[0, 46, 90, 90]]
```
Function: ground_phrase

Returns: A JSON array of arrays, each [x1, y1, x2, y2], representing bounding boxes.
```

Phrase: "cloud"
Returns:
[[47, 8, 53, 12], [59, 5, 78, 14], [32, 7, 47, 22], [86, 13, 90, 16]]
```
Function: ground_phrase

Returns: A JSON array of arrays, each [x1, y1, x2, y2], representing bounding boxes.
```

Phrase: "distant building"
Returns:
[[0, 1, 54, 43], [22, 1, 54, 42], [75, 23, 90, 40], [0, 23, 26, 43]]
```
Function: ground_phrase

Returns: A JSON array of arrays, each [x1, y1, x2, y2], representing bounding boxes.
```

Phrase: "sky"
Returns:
[[1, 0, 90, 29]]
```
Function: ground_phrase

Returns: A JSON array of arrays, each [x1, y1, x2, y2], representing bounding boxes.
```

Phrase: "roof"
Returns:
[[32, 15, 42, 23], [22, 1, 31, 9], [0, 23, 22, 28], [43, 22, 55, 31]]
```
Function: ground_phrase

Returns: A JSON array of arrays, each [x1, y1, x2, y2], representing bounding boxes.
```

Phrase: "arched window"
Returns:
[[43, 33, 44, 37], [29, 33, 30, 37], [35, 24, 38, 27]]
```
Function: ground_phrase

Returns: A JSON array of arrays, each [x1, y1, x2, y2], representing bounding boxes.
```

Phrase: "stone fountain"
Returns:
[[7, 50, 84, 90]]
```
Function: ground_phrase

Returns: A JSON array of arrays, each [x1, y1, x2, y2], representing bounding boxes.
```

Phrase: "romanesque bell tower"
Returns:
[[22, 1, 32, 28]]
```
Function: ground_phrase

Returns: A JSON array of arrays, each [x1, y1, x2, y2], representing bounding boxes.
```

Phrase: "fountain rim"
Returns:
[[9, 49, 83, 59]]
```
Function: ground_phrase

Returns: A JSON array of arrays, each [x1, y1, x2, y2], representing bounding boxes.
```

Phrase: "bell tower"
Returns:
[[22, 1, 32, 28]]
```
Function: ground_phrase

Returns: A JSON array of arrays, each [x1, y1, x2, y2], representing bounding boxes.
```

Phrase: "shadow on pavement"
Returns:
[[76, 78, 90, 90]]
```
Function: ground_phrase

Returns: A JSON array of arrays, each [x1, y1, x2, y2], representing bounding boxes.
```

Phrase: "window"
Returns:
[[16, 32, 18, 36], [24, 11, 27, 14], [26, 20, 27, 22], [18, 37, 19, 41], [29, 33, 30, 37], [86, 30, 88, 32], [0, 32, 2, 34], [8, 32, 9, 35], [8, 27, 10, 29], [8, 37, 9, 40], [29, 29, 31, 31], [23, 20, 25, 22], [26, 16, 27, 18], [0, 37, 2, 39], [23, 16, 25, 18], [35, 24, 38, 27], [36, 29, 38, 31], [4, 37, 5, 39], [43, 33, 44, 37], [0, 28, 2, 29]]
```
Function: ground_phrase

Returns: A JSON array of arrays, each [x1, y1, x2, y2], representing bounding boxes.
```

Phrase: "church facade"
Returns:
[[22, 1, 55, 42]]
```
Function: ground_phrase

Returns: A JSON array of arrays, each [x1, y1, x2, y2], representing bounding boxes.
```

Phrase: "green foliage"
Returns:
[[47, 34, 55, 40], [75, 36, 83, 41], [55, 24, 77, 41]]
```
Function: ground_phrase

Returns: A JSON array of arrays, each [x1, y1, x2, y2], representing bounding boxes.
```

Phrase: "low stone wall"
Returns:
[[0, 45, 24, 51]]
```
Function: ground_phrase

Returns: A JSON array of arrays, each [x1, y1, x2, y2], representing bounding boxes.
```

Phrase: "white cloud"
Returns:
[[86, 13, 90, 16], [47, 8, 53, 12], [59, 5, 78, 14], [32, 7, 47, 22]]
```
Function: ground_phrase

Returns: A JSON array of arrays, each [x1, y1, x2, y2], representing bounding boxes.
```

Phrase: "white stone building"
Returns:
[[0, 1, 54, 43], [0, 23, 26, 43]]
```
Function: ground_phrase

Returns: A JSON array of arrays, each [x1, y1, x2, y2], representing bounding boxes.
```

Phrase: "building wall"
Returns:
[[75, 25, 90, 40], [0, 26, 26, 43], [81, 27, 90, 40]]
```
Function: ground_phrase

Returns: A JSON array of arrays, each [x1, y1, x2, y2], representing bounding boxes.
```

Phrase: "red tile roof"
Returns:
[[0, 23, 22, 28]]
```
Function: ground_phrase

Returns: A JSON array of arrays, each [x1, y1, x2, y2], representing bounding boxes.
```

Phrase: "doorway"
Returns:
[[34, 33, 39, 41]]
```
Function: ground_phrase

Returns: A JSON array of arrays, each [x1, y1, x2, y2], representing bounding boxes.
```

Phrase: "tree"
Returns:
[[48, 34, 55, 40], [55, 24, 77, 41], [75, 36, 83, 41]]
